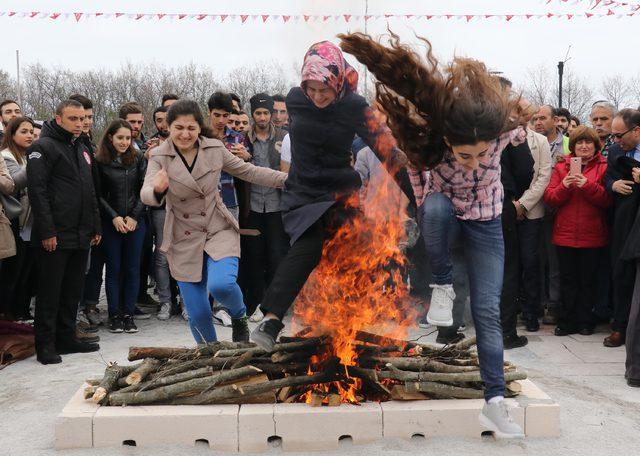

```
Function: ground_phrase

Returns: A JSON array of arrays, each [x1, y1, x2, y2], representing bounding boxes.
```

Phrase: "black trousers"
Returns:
[[518, 218, 543, 319], [556, 246, 599, 331], [34, 248, 89, 348], [242, 211, 289, 316], [611, 258, 636, 333], [0, 232, 37, 318], [625, 260, 640, 380], [260, 207, 349, 321], [500, 201, 519, 337]]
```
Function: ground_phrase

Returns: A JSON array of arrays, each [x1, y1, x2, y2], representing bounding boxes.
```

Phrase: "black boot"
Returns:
[[37, 345, 62, 365], [251, 318, 284, 350], [56, 338, 100, 355], [232, 316, 250, 343]]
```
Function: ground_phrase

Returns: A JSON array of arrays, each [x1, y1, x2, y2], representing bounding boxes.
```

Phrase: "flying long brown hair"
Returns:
[[339, 31, 518, 170]]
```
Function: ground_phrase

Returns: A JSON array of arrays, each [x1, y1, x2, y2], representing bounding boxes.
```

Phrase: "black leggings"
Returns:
[[260, 206, 351, 320]]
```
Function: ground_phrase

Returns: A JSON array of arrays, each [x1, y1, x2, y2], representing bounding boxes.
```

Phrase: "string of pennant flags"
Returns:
[[0, 10, 638, 23]]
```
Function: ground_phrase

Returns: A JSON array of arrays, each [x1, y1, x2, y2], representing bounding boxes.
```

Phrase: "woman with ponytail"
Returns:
[[339, 32, 526, 439]]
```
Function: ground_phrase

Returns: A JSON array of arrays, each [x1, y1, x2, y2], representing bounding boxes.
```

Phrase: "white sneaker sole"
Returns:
[[478, 413, 525, 439], [426, 315, 453, 327]]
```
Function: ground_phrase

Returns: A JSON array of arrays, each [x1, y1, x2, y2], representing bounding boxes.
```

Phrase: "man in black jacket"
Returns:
[[27, 99, 102, 364]]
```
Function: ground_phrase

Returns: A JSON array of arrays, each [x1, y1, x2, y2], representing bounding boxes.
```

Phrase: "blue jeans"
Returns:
[[102, 218, 146, 317], [420, 193, 505, 400], [178, 255, 246, 343]]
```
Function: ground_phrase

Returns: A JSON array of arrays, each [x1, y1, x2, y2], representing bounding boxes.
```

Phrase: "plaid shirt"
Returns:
[[408, 127, 526, 221], [218, 127, 246, 209]]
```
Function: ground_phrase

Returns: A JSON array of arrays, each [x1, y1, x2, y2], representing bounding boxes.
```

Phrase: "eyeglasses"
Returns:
[[612, 126, 639, 140]]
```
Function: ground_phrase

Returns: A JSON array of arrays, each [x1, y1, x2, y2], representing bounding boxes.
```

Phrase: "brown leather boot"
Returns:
[[75, 328, 100, 344], [603, 331, 625, 347]]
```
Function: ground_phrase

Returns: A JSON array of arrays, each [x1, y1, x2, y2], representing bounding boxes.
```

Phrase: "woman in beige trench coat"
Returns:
[[141, 100, 287, 344]]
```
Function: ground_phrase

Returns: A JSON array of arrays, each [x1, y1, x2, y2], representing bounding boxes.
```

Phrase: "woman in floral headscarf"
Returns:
[[251, 41, 413, 348]]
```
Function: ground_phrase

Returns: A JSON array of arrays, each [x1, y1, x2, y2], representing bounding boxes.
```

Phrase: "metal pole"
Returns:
[[557, 60, 563, 108], [16, 50, 21, 106]]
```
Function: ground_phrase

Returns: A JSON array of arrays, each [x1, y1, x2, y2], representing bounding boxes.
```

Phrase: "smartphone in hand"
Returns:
[[570, 157, 581, 176]]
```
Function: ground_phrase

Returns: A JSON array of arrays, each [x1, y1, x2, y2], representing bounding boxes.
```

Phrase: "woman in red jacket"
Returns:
[[544, 126, 613, 336]]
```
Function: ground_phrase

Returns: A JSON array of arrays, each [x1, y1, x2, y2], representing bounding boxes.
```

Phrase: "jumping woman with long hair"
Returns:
[[339, 32, 526, 438]]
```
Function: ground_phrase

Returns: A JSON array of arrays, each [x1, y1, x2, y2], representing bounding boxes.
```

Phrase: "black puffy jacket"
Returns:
[[26, 120, 101, 249], [96, 149, 147, 221]]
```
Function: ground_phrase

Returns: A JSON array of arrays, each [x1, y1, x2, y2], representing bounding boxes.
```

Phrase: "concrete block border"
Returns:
[[54, 379, 559, 450]]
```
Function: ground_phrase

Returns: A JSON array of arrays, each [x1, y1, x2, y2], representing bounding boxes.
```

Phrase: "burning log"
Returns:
[[375, 357, 481, 373]]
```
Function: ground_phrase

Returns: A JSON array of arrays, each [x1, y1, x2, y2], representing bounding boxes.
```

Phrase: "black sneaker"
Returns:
[[503, 334, 528, 350], [109, 316, 124, 333], [123, 315, 139, 333], [134, 306, 151, 320], [579, 327, 595, 336], [435, 332, 465, 345], [525, 318, 540, 332], [232, 316, 250, 342], [554, 325, 577, 336], [251, 318, 284, 351]]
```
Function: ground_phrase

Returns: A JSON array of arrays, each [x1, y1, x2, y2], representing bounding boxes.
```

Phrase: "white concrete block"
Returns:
[[54, 384, 99, 449], [93, 404, 238, 451], [273, 402, 382, 451], [525, 403, 561, 437], [238, 404, 276, 453]]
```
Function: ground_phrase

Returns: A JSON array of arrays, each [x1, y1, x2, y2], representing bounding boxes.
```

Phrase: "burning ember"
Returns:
[[294, 162, 418, 404]]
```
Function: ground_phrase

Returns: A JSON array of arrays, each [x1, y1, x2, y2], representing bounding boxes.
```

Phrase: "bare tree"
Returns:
[[224, 62, 293, 112], [0, 69, 16, 100], [600, 74, 632, 110]]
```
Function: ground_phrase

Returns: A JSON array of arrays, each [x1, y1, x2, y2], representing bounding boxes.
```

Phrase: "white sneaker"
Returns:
[[479, 401, 525, 439], [157, 302, 171, 321], [427, 284, 455, 327], [213, 308, 232, 327], [249, 307, 264, 323]]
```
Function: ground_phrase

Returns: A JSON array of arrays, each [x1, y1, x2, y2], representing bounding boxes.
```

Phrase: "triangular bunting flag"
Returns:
[[74, 12, 83, 22], [241, 15, 249, 23], [283, 15, 290, 22]]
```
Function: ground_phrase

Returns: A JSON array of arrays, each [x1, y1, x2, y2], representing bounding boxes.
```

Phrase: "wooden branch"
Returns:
[[128, 346, 196, 361], [271, 350, 313, 364], [125, 358, 161, 385], [345, 365, 391, 397], [375, 357, 480, 373], [93, 365, 125, 404], [405, 381, 485, 399], [148, 356, 241, 380], [389, 385, 428, 400], [354, 330, 416, 350], [231, 351, 255, 369], [214, 338, 325, 358], [378, 364, 527, 383], [83, 386, 97, 400], [454, 336, 477, 351], [109, 366, 262, 406], [167, 372, 330, 405]]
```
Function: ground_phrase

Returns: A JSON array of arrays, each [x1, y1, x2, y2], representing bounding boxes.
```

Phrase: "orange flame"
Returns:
[[294, 127, 418, 403]]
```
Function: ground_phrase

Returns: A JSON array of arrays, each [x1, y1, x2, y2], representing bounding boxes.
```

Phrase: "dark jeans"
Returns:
[[556, 246, 599, 331], [420, 193, 505, 401], [82, 243, 104, 308], [103, 218, 147, 317], [243, 211, 289, 316], [518, 218, 543, 319], [34, 248, 89, 348], [500, 201, 519, 337], [625, 261, 640, 380], [541, 211, 561, 312], [261, 207, 347, 321]]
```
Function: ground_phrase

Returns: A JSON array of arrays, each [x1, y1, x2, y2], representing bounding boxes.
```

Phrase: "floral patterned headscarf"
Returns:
[[301, 41, 359, 100]]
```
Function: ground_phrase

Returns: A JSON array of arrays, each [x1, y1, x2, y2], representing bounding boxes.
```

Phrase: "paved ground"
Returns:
[[2, 294, 640, 456]]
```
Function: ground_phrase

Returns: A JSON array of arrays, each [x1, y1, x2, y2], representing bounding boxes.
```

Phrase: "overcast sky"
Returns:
[[0, 0, 639, 98]]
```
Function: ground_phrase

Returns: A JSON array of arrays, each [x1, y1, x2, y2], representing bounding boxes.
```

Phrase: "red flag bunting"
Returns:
[[8, 12, 16, 16], [29, 12, 38, 18], [304, 15, 310, 22], [74, 12, 82, 22], [567, 14, 573, 19], [282, 15, 290, 22], [586, 12, 594, 17], [197, 14, 207, 20], [607, 9, 615, 14], [50, 12, 61, 19], [262, 15, 269, 22], [405, 14, 413, 19], [135, 14, 144, 20], [157, 14, 165, 20], [220, 14, 228, 22], [115, 13, 124, 18], [344, 14, 351, 22], [426, 15, 433, 20], [240, 15, 249, 23], [365, 15, 372, 21], [506, 15, 514, 21], [547, 12, 554, 17], [466, 15, 473, 22], [526, 14, 533, 19], [446, 14, 453, 19], [485, 14, 493, 18], [178, 14, 187, 19], [95, 13, 103, 17], [323, 15, 330, 21]]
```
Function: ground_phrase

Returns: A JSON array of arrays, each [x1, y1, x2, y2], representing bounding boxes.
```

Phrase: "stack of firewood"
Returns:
[[84, 332, 527, 407]]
